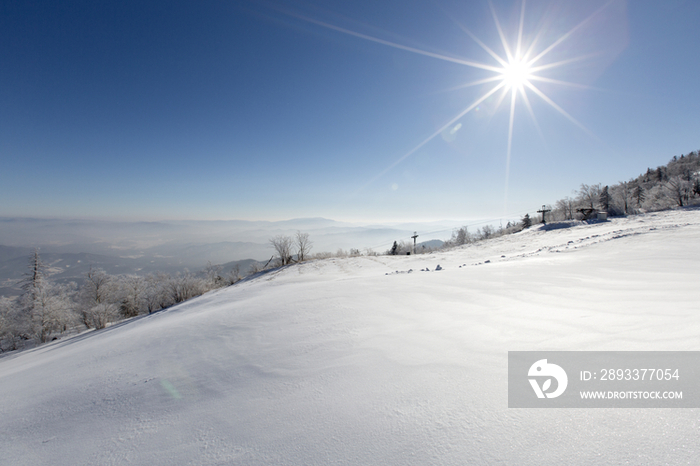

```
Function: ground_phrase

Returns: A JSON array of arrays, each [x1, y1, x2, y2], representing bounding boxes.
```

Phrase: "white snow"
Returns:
[[1, 209, 699, 465]]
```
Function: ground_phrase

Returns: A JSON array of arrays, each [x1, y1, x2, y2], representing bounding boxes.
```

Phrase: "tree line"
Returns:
[[545, 150, 700, 222], [0, 250, 245, 352]]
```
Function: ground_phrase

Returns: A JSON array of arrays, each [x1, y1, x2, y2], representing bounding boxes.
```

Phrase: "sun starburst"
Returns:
[[280, 0, 613, 207], [501, 57, 532, 90]]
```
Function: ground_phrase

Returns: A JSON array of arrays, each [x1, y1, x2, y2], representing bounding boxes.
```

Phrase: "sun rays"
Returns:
[[281, 0, 614, 207]]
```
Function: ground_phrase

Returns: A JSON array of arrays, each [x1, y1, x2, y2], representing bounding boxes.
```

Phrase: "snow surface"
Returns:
[[1, 209, 699, 465]]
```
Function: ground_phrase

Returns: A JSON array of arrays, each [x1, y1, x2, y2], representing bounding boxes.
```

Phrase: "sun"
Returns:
[[284, 0, 606, 204], [501, 57, 532, 90]]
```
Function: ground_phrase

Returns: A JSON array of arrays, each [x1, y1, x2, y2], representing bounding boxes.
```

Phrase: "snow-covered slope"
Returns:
[[1, 209, 699, 465]]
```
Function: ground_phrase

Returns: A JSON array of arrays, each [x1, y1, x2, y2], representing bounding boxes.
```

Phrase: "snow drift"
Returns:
[[1, 209, 699, 465]]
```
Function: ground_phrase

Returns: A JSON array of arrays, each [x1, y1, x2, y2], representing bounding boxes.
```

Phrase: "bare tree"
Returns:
[[577, 183, 602, 210], [295, 231, 312, 262], [555, 197, 575, 220], [269, 235, 293, 266]]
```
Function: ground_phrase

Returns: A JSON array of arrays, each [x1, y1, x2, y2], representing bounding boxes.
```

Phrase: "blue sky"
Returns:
[[1, 0, 698, 223]]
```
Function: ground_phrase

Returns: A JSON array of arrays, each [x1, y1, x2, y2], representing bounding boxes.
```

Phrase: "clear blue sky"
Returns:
[[1, 0, 698, 223]]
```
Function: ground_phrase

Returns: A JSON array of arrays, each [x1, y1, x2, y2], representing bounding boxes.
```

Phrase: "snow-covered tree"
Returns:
[[554, 197, 575, 220], [480, 225, 495, 239], [655, 166, 666, 182], [167, 271, 205, 304], [599, 185, 610, 213], [144, 273, 173, 313], [644, 185, 663, 210], [633, 183, 645, 207], [613, 182, 632, 214], [664, 176, 692, 207], [20, 248, 46, 310], [7, 250, 79, 344], [224, 264, 241, 286], [81, 267, 114, 306], [83, 303, 119, 330], [269, 235, 293, 266], [79, 267, 116, 328], [451, 226, 471, 246], [28, 280, 77, 342], [203, 262, 224, 290], [577, 183, 601, 211], [0, 296, 22, 351], [295, 231, 312, 262], [115, 274, 148, 318]]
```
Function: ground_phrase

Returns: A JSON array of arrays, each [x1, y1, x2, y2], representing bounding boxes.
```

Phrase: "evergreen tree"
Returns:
[[633, 184, 645, 206], [390, 241, 398, 255], [599, 185, 610, 212], [19, 248, 46, 329], [656, 166, 666, 182], [521, 213, 532, 229], [22, 248, 45, 301], [18, 249, 76, 342], [452, 226, 469, 245]]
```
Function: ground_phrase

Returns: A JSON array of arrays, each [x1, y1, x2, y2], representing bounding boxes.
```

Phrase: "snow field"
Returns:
[[1, 209, 699, 465]]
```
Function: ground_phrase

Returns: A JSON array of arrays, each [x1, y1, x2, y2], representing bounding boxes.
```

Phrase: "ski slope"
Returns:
[[1, 209, 699, 465]]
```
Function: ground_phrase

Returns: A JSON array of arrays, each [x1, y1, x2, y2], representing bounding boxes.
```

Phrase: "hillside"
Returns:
[[1, 209, 699, 465]]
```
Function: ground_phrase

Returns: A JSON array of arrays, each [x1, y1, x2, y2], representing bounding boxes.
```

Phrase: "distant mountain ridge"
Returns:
[[0, 216, 472, 297]]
